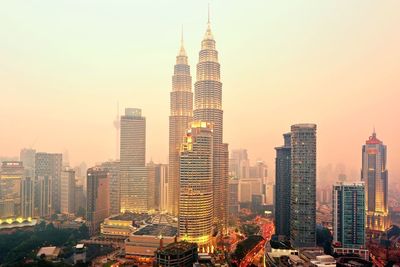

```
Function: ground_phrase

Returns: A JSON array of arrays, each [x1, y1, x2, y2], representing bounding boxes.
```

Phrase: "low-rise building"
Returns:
[[155, 241, 198, 267], [100, 213, 149, 238], [36, 246, 61, 261]]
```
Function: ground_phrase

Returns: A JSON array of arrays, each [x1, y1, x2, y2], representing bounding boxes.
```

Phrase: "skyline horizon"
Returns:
[[1, 1, 399, 184]]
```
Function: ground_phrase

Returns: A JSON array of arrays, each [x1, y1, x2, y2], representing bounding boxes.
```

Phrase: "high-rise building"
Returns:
[[87, 167, 110, 233], [35, 153, 62, 213], [36, 175, 52, 217], [120, 108, 147, 212], [21, 176, 34, 218], [168, 32, 193, 216], [193, 15, 229, 230], [230, 149, 250, 179], [179, 121, 213, 247], [74, 184, 86, 216], [361, 131, 389, 231], [147, 161, 156, 211], [228, 179, 239, 217], [333, 182, 365, 248], [100, 161, 120, 215], [290, 124, 317, 248], [20, 148, 36, 178], [275, 133, 292, 238], [0, 161, 23, 219], [60, 168, 76, 215], [158, 164, 169, 212]]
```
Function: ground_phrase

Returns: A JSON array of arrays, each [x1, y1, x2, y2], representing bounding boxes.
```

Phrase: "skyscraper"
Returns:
[[229, 149, 250, 179], [158, 164, 169, 212], [361, 131, 389, 231], [21, 176, 34, 218], [290, 124, 317, 248], [35, 153, 62, 213], [0, 161, 23, 219], [120, 108, 147, 212], [60, 168, 76, 215], [275, 133, 291, 238], [100, 161, 120, 215], [333, 182, 365, 248], [20, 148, 36, 178], [87, 167, 110, 233], [179, 121, 213, 247], [168, 32, 193, 216], [193, 13, 228, 230]]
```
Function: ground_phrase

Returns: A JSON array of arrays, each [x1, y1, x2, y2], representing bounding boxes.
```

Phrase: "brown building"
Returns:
[[86, 167, 110, 233]]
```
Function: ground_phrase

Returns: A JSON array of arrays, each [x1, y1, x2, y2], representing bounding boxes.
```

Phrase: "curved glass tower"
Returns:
[[168, 35, 193, 215], [193, 19, 228, 230]]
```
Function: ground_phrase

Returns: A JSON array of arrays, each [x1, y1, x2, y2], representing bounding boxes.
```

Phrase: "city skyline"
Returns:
[[1, 1, 400, 183]]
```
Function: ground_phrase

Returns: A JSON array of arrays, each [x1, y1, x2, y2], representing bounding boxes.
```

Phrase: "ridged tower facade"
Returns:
[[168, 34, 193, 215], [193, 17, 229, 230]]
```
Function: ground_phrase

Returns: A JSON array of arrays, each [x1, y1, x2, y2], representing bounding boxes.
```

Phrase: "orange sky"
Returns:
[[1, 1, 399, 185]]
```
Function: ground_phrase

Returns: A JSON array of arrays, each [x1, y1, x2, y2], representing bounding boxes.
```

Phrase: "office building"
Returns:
[[290, 124, 317, 248], [120, 108, 147, 212], [361, 131, 389, 231], [20, 148, 36, 178], [193, 16, 229, 230], [332, 182, 365, 248], [0, 161, 23, 218], [21, 176, 34, 218], [168, 32, 193, 216], [230, 149, 250, 179], [60, 168, 76, 215], [228, 179, 239, 217], [179, 121, 213, 247], [36, 175, 52, 217], [87, 167, 110, 233], [35, 153, 62, 213], [100, 161, 120, 215], [155, 241, 198, 267]]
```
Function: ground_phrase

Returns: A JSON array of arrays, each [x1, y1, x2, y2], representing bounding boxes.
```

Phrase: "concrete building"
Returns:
[[179, 121, 213, 247], [275, 133, 291, 238], [238, 178, 262, 203], [87, 167, 110, 233], [290, 124, 317, 248], [36, 175, 52, 217], [333, 182, 365, 248], [361, 131, 389, 231], [60, 168, 76, 215], [228, 179, 239, 217], [168, 33, 193, 216], [20, 148, 36, 179], [155, 241, 198, 267], [21, 176, 34, 218], [230, 149, 250, 179], [193, 17, 229, 230], [100, 161, 120, 215], [155, 164, 168, 211], [0, 161, 23, 219], [35, 153, 62, 213], [120, 108, 147, 212], [147, 162, 156, 211]]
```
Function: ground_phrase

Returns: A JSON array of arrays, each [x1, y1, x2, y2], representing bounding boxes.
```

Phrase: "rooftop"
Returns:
[[133, 224, 177, 237], [37, 246, 61, 257], [110, 212, 150, 222], [157, 241, 197, 255]]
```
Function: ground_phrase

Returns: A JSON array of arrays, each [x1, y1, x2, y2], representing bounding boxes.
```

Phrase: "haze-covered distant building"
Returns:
[[60, 168, 76, 215]]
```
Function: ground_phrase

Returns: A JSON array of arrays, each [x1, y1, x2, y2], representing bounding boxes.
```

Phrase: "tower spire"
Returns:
[[208, 3, 210, 24], [204, 4, 214, 40], [178, 25, 187, 57]]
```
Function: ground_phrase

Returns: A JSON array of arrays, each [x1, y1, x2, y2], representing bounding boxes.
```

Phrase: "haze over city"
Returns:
[[1, 0, 399, 183]]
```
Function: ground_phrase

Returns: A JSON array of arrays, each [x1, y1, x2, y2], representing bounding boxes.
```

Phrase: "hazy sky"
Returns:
[[1, 1, 399, 184]]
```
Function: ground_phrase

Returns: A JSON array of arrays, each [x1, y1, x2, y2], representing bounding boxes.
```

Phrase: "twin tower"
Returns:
[[168, 17, 229, 245]]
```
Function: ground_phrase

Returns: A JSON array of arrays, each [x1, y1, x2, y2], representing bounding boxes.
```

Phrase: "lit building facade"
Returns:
[[193, 17, 228, 230], [120, 108, 147, 212], [275, 133, 291, 238], [290, 124, 317, 248], [60, 168, 76, 215], [0, 161, 23, 219], [168, 33, 193, 216], [35, 153, 62, 213], [361, 131, 389, 231], [87, 167, 110, 233], [332, 182, 365, 248], [155, 164, 168, 211], [179, 121, 213, 246]]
